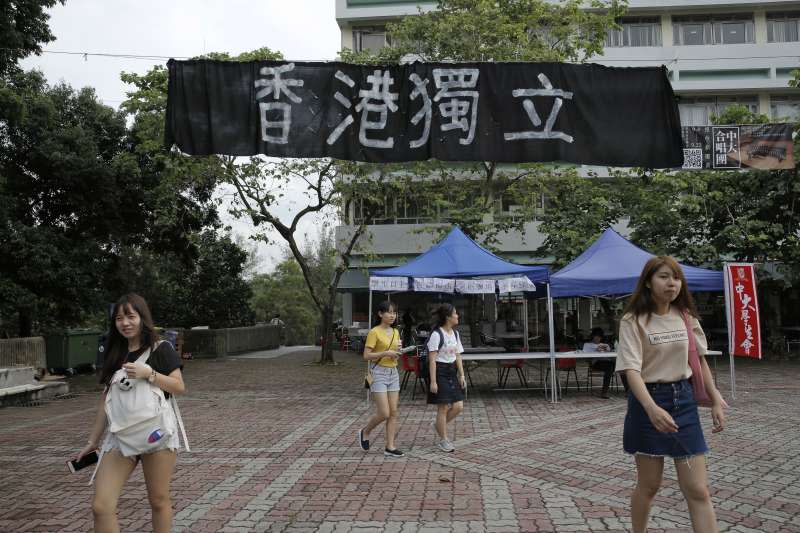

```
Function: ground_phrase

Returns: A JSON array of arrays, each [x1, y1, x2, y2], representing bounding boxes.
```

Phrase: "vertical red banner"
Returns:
[[724, 263, 762, 359]]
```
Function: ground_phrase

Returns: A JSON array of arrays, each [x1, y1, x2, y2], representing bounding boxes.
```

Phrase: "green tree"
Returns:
[[0, 60, 256, 335], [711, 104, 770, 125], [120, 65, 224, 260], [115, 231, 255, 329], [227, 156, 389, 362], [623, 170, 800, 268], [535, 172, 625, 267], [121, 47, 364, 363], [339, 0, 626, 248], [249, 227, 339, 345], [341, 0, 624, 64], [0, 70, 140, 335], [251, 259, 318, 345], [0, 0, 64, 75]]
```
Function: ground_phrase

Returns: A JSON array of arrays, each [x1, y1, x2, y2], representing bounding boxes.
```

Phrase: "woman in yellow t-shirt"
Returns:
[[357, 301, 404, 457], [616, 256, 726, 533]]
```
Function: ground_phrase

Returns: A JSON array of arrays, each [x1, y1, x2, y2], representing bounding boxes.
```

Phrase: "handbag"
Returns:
[[682, 311, 713, 408], [364, 364, 374, 388], [90, 341, 190, 485], [363, 329, 396, 389]]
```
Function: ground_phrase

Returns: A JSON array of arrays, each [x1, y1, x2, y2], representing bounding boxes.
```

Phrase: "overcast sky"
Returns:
[[21, 0, 343, 273]]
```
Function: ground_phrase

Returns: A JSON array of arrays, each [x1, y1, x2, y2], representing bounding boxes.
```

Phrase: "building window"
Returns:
[[771, 96, 800, 121], [678, 96, 758, 126], [679, 101, 714, 126], [605, 17, 662, 47], [353, 195, 438, 225], [396, 196, 434, 224], [353, 27, 389, 53], [673, 14, 754, 45], [715, 96, 759, 118], [768, 12, 800, 42], [353, 196, 391, 225]]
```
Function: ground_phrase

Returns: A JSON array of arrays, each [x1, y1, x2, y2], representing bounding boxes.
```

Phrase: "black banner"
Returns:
[[681, 124, 795, 170], [166, 60, 683, 168]]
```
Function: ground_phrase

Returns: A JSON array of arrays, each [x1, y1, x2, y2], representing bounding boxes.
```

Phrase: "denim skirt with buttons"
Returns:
[[427, 362, 465, 405], [623, 379, 709, 459]]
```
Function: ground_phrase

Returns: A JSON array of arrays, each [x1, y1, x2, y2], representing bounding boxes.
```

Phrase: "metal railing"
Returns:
[[0, 337, 47, 369]]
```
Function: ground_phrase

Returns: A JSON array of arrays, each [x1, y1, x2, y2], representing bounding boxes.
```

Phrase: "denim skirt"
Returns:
[[623, 379, 709, 459], [427, 362, 465, 405]]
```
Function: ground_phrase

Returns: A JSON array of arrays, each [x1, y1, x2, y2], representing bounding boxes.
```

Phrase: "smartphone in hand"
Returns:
[[67, 450, 99, 473]]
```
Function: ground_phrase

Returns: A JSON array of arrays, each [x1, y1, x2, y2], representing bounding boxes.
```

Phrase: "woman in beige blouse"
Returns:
[[616, 256, 726, 533]]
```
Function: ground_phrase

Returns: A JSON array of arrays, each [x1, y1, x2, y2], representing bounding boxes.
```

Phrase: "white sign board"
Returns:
[[455, 279, 497, 294], [497, 276, 537, 293], [369, 276, 409, 291], [413, 277, 456, 293]]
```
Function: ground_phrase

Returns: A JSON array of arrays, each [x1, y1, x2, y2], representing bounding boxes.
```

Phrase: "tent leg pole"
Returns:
[[547, 285, 557, 404], [366, 288, 373, 406], [722, 264, 735, 401], [523, 298, 529, 352]]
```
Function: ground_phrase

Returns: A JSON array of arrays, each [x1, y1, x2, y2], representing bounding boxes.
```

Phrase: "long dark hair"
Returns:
[[624, 256, 698, 322], [373, 300, 398, 327], [99, 293, 160, 385], [431, 303, 456, 328]]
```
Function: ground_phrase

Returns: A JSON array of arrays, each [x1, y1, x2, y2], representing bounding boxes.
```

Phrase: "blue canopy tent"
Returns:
[[547, 229, 732, 401], [370, 226, 550, 351], [550, 228, 723, 297], [368, 227, 557, 399], [372, 226, 550, 282]]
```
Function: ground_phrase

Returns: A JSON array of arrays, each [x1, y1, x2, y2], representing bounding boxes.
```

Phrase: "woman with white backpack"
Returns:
[[73, 293, 187, 533]]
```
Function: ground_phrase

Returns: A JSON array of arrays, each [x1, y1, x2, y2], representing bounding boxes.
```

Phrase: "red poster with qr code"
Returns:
[[724, 264, 761, 359]]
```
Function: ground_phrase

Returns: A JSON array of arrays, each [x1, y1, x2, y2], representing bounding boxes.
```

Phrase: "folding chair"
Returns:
[[400, 351, 427, 399]]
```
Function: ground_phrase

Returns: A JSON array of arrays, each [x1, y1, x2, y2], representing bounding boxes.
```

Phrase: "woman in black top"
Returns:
[[73, 293, 185, 533]]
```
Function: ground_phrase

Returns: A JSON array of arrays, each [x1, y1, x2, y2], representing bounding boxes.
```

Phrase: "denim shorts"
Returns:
[[623, 379, 709, 459], [370, 365, 400, 393], [427, 362, 465, 405]]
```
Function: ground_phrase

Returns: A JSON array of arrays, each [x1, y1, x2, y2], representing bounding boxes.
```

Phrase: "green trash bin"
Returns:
[[45, 329, 102, 374]]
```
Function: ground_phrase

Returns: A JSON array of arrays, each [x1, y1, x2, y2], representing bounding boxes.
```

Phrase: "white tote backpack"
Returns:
[[89, 341, 189, 484]]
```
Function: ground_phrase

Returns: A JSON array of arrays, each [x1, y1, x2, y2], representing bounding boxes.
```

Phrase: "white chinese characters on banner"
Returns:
[[497, 276, 537, 293], [304, 68, 579, 151], [369, 276, 409, 292], [255, 63, 304, 144], [408, 73, 432, 149], [455, 279, 496, 294], [504, 73, 574, 143], [432, 69, 480, 145], [327, 69, 400, 148], [413, 277, 456, 293]]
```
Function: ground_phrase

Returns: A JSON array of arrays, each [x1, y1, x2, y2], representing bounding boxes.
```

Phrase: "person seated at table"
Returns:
[[583, 327, 614, 399]]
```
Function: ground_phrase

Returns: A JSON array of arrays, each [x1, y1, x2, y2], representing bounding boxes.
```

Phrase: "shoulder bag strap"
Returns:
[[170, 395, 190, 452], [375, 329, 397, 369], [134, 339, 164, 365], [435, 327, 445, 351]]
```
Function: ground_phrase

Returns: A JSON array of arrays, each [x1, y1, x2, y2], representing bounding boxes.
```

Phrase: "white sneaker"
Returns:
[[438, 439, 455, 453]]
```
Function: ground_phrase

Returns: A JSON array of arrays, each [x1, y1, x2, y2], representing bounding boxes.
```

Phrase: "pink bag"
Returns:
[[682, 311, 713, 408]]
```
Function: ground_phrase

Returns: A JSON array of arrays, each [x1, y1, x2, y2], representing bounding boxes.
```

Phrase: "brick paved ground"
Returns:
[[1, 349, 799, 533]]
